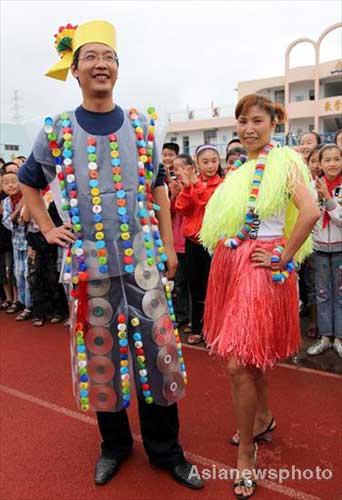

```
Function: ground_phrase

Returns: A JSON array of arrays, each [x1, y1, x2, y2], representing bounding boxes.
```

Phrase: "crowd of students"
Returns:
[[162, 128, 342, 354], [0, 157, 68, 326], [1, 128, 341, 357]]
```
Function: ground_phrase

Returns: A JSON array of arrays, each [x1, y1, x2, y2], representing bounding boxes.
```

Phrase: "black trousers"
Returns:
[[96, 400, 185, 469], [27, 243, 68, 319], [174, 252, 190, 324], [185, 239, 212, 334]]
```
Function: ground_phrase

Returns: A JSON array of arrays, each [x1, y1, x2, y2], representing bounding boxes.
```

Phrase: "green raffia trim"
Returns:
[[56, 36, 73, 54], [200, 146, 313, 263]]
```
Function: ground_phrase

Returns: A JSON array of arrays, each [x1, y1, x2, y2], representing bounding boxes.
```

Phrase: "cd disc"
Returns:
[[156, 344, 179, 373], [88, 278, 111, 297], [88, 355, 115, 384], [135, 262, 159, 290], [89, 384, 116, 411], [87, 298, 113, 326], [162, 372, 185, 402], [152, 315, 174, 346], [142, 289, 168, 319], [86, 327, 113, 355]]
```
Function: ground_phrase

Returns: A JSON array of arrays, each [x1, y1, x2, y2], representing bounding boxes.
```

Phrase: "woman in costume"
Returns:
[[200, 94, 320, 499]]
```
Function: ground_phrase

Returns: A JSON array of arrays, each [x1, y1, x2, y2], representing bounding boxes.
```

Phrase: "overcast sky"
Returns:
[[1, 0, 341, 132]]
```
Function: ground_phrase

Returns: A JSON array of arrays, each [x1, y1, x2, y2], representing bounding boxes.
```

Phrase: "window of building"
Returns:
[[203, 129, 217, 145], [295, 95, 305, 102], [274, 90, 285, 104], [323, 81, 342, 98], [182, 136, 189, 155], [170, 136, 178, 143], [4, 144, 19, 151], [275, 124, 285, 133], [309, 89, 315, 100], [309, 124, 315, 132]]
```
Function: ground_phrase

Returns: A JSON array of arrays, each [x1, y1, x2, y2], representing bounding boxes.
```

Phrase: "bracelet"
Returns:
[[270, 245, 296, 284]]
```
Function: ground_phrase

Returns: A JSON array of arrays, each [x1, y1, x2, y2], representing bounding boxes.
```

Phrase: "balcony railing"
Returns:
[[168, 104, 235, 123]]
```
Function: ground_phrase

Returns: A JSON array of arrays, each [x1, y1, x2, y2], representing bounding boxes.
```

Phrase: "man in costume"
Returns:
[[19, 20, 203, 490]]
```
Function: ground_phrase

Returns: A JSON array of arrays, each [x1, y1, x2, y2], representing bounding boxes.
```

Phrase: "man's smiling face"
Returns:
[[71, 42, 118, 97]]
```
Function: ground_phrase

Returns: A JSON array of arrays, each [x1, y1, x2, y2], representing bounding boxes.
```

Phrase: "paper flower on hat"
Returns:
[[54, 24, 78, 55], [46, 23, 78, 81]]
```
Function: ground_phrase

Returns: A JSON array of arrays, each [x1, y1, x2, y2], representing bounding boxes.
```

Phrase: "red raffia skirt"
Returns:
[[203, 238, 301, 371]]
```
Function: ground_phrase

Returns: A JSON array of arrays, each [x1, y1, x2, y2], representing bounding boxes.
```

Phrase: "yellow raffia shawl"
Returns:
[[200, 146, 313, 263]]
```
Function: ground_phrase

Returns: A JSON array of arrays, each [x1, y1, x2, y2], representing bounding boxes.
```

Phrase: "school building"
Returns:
[[165, 23, 342, 157]]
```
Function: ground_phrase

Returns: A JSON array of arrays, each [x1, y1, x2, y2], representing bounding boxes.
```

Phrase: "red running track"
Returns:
[[0, 312, 341, 500]]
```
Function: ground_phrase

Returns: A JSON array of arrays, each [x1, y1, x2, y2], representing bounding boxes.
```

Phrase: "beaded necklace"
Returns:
[[221, 141, 295, 285], [129, 107, 168, 271], [222, 143, 274, 249], [128, 108, 187, 385]]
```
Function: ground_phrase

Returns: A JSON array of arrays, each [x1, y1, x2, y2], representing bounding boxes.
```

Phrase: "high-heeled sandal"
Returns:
[[230, 416, 276, 446], [233, 444, 258, 499]]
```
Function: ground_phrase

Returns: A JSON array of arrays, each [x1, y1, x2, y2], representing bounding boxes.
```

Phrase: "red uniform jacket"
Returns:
[[175, 174, 223, 243]]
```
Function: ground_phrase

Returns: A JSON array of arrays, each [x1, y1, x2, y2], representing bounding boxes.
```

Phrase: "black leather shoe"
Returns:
[[170, 461, 204, 489], [94, 455, 121, 485]]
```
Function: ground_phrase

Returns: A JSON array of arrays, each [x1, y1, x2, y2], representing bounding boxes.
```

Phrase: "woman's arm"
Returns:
[[280, 182, 320, 265], [251, 182, 320, 268]]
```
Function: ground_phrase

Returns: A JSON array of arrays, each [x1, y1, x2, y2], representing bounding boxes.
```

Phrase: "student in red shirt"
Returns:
[[176, 145, 223, 344]]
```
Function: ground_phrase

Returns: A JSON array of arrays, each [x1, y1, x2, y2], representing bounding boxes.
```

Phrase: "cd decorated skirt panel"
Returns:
[[70, 273, 187, 413]]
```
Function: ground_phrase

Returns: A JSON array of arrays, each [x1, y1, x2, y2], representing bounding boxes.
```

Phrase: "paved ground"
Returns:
[[1, 311, 341, 500], [179, 316, 342, 375]]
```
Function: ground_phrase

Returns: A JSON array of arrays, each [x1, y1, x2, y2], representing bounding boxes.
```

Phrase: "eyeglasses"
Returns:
[[78, 53, 119, 64]]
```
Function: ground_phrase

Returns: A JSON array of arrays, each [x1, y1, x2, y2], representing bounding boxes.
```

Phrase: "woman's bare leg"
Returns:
[[3, 283, 12, 302], [254, 370, 273, 434], [228, 358, 258, 497]]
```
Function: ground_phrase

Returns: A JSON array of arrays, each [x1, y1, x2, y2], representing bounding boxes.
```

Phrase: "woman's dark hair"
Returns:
[[235, 94, 287, 124], [299, 131, 321, 146], [225, 147, 246, 163], [334, 129, 342, 145], [175, 153, 194, 166]]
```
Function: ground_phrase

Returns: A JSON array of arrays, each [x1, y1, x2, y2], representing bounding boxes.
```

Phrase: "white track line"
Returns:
[[0, 384, 322, 500], [182, 344, 342, 379]]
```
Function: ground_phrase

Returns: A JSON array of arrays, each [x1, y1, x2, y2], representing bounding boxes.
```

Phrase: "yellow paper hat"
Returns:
[[45, 20, 117, 81]]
